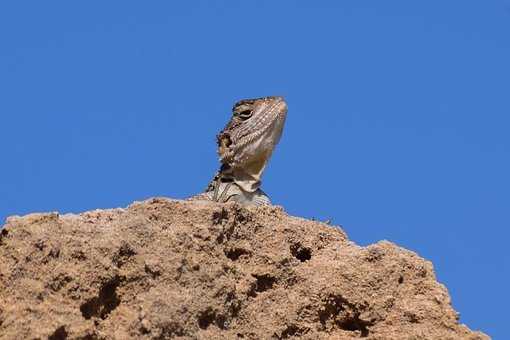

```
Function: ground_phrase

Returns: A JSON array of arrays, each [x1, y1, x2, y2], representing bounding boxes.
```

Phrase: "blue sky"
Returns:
[[1, 1, 508, 338]]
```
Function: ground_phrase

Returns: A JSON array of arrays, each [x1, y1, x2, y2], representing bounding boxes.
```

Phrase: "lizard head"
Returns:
[[217, 96, 287, 170]]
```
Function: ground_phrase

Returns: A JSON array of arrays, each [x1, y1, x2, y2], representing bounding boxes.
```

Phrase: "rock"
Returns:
[[0, 198, 488, 339]]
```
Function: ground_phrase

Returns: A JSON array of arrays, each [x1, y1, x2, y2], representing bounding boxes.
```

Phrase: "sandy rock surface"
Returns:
[[0, 198, 488, 339]]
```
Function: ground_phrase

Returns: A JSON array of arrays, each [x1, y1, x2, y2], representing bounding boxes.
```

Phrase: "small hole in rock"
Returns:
[[49, 326, 68, 340], [338, 318, 370, 337], [198, 308, 215, 329], [398, 276, 404, 284], [197, 308, 227, 330], [290, 244, 312, 262], [80, 277, 121, 320], [113, 243, 136, 268], [0, 229, 8, 245], [280, 324, 305, 338], [249, 274, 277, 296], [224, 247, 250, 261]]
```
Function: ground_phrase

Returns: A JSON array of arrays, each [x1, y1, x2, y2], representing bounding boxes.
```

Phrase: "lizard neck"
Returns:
[[218, 160, 266, 193]]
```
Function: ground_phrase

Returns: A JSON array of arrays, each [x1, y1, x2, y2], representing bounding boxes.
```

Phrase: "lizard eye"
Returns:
[[237, 110, 252, 120]]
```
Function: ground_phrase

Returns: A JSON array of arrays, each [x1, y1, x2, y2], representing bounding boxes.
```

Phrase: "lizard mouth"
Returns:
[[274, 97, 287, 112], [259, 96, 287, 123], [265, 96, 287, 111], [268, 96, 287, 129]]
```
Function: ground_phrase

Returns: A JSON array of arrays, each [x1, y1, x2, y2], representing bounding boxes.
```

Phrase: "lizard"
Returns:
[[190, 96, 288, 206]]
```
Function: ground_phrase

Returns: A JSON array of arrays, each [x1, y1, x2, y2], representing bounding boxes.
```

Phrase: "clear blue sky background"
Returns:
[[1, 1, 508, 338]]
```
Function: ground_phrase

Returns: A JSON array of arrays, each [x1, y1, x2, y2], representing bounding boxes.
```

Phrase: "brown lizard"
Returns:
[[191, 96, 287, 206]]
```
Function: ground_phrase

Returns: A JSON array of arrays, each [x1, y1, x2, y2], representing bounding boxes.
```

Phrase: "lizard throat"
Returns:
[[219, 157, 268, 193]]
